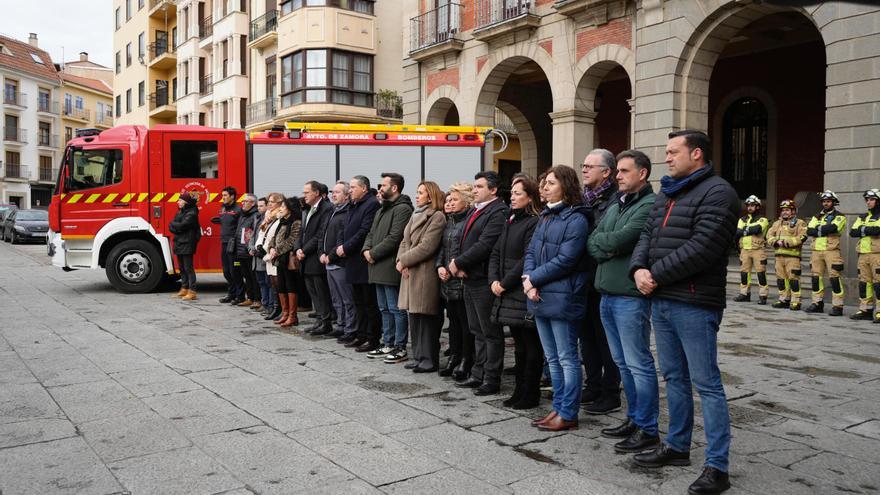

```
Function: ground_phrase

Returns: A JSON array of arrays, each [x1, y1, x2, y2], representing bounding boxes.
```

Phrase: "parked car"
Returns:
[[3, 209, 49, 244], [0, 205, 17, 242]]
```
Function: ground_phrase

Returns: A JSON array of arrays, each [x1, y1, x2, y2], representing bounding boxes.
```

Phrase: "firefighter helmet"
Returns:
[[819, 190, 840, 205], [778, 199, 797, 211], [864, 189, 880, 201], [744, 195, 762, 207]]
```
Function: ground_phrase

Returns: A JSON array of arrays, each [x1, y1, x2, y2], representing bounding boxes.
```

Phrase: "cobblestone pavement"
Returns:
[[0, 241, 878, 495]]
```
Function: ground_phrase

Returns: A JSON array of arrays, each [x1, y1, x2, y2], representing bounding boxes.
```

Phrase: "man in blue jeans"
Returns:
[[630, 130, 740, 495], [587, 149, 658, 453]]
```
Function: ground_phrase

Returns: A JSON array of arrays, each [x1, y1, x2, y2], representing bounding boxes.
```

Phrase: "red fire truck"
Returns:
[[48, 122, 493, 293]]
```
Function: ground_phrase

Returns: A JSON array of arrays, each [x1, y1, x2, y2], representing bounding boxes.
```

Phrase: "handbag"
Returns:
[[287, 253, 301, 271]]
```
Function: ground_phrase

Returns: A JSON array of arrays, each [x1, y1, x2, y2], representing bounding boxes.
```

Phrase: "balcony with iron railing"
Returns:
[[410, 3, 463, 61], [3, 127, 27, 144], [148, 41, 177, 69], [38, 165, 58, 182], [200, 16, 213, 39], [37, 134, 60, 149], [63, 106, 91, 123], [37, 99, 60, 115], [473, 0, 539, 42], [376, 92, 403, 120], [246, 97, 277, 126], [249, 10, 278, 49], [199, 75, 214, 97], [3, 91, 27, 108], [148, 0, 176, 19], [3, 163, 28, 180], [95, 111, 113, 129], [149, 89, 176, 119]]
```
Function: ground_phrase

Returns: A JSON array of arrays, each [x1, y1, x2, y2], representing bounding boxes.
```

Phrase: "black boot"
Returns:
[[438, 355, 460, 377], [828, 306, 844, 317], [687, 467, 730, 494], [733, 293, 750, 302], [512, 358, 542, 410], [771, 299, 790, 309], [264, 305, 281, 321], [452, 357, 473, 382], [804, 301, 824, 313]]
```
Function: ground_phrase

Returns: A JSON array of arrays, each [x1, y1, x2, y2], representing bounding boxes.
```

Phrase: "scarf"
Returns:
[[583, 178, 614, 207], [660, 164, 713, 196]]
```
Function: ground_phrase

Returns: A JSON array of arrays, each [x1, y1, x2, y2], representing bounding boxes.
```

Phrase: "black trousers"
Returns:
[[511, 325, 543, 396], [277, 264, 299, 294], [464, 282, 504, 386], [410, 313, 442, 370], [221, 241, 243, 298], [445, 299, 473, 361], [352, 282, 381, 345], [177, 254, 196, 290], [580, 289, 620, 396], [234, 256, 257, 301], [304, 273, 333, 325]]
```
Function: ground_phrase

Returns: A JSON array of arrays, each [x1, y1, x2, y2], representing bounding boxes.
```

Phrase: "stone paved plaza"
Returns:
[[0, 241, 878, 494]]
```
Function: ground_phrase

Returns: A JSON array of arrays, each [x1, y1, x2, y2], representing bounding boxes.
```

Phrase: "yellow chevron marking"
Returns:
[[237, 194, 246, 203], [137, 193, 149, 203], [151, 193, 166, 203], [121, 193, 135, 202], [84, 194, 101, 204], [209, 193, 219, 203], [102, 193, 119, 203], [60, 193, 66, 200], [67, 193, 84, 203], [167, 193, 180, 202]]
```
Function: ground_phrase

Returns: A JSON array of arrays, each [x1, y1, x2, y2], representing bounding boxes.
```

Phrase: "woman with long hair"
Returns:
[[397, 181, 447, 372], [489, 176, 542, 408], [267, 196, 302, 327], [436, 182, 475, 380], [260, 193, 285, 321], [523, 165, 590, 431]]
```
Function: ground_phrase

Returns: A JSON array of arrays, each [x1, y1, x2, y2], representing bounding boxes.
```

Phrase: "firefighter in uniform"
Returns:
[[767, 199, 807, 310], [805, 190, 848, 316], [733, 195, 770, 304], [849, 189, 880, 322]]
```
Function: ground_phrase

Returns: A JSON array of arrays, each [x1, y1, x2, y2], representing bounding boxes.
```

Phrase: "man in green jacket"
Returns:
[[587, 149, 659, 455]]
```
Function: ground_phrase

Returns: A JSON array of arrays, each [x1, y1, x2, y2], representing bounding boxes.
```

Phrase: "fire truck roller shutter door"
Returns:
[[424, 146, 483, 192], [251, 144, 336, 198], [339, 146, 422, 188]]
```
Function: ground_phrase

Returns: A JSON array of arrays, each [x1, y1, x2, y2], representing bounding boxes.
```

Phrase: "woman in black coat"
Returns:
[[169, 191, 201, 300], [489, 176, 541, 408]]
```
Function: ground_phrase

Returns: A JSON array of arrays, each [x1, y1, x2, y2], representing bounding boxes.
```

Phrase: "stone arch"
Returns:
[[573, 44, 636, 113], [712, 86, 780, 214], [673, 2, 822, 131], [495, 101, 539, 177], [472, 47, 557, 127], [424, 86, 460, 125]]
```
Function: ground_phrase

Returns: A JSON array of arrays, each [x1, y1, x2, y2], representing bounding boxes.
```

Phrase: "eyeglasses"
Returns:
[[582, 164, 607, 171]]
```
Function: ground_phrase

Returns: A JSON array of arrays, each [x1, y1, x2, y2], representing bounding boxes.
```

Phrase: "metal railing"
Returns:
[[476, 0, 533, 29], [3, 91, 27, 107], [376, 93, 403, 119], [494, 108, 518, 135], [246, 98, 277, 125], [200, 75, 213, 96], [3, 163, 28, 180], [250, 10, 277, 41], [39, 166, 58, 182], [63, 106, 91, 121], [3, 127, 26, 143], [149, 89, 172, 110], [148, 41, 175, 61], [411, 3, 461, 52], [200, 15, 213, 39], [37, 134, 60, 148], [96, 112, 113, 127], [38, 99, 60, 114]]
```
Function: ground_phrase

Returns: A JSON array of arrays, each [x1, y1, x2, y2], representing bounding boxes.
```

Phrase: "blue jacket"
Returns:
[[523, 203, 590, 320], [342, 196, 381, 284]]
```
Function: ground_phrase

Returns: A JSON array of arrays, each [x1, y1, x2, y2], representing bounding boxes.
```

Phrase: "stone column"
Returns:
[[550, 109, 597, 169]]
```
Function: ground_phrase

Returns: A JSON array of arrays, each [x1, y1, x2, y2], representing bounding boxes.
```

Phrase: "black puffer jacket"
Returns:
[[436, 209, 469, 301], [169, 203, 201, 255], [233, 206, 258, 258], [489, 209, 538, 327], [629, 166, 740, 309]]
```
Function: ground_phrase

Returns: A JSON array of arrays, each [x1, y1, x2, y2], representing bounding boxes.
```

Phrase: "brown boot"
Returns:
[[274, 294, 289, 325], [181, 290, 197, 301], [280, 293, 299, 327], [174, 288, 188, 298]]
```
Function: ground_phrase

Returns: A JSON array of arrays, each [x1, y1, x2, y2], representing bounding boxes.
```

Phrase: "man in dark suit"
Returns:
[[297, 180, 334, 335], [450, 171, 509, 396]]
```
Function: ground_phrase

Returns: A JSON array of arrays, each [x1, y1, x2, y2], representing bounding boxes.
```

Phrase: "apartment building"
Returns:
[[244, 0, 406, 132], [113, 0, 179, 127], [0, 33, 62, 208], [59, 73, 114, 140]]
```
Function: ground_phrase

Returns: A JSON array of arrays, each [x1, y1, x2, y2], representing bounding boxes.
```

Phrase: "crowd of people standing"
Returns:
[[169, 130, 753, 495]]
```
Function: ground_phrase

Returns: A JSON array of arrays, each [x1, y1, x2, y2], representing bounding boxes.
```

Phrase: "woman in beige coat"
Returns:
[[396, 181, 447, 372]]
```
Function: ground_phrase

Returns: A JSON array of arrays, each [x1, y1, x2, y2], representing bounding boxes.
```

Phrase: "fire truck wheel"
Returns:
[[105, 239, 165, 293]]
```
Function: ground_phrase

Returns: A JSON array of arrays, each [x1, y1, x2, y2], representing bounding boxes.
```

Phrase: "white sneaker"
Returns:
[[367, 346, 393, 358]]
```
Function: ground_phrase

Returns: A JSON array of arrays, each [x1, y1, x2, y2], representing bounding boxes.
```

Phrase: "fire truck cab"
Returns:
[[48, 123, 491, 293]]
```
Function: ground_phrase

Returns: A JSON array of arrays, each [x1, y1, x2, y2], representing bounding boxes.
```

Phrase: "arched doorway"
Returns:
[[426, 97, 460, 126], [721, 97, 768, 199], [593, 65, 632, 155], [475, 56, 553, 177]]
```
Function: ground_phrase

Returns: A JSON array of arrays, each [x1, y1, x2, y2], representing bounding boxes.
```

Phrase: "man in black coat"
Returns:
[[629, 130, 739, 495], [211, 186, 242, 303], [322, 181, 355, 342], [232, 194, 259, 306], [450, 171, 509, 396], [338, 175, 382, 352], [580, 148, 622, 415], [297, 180, 334, 335]]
